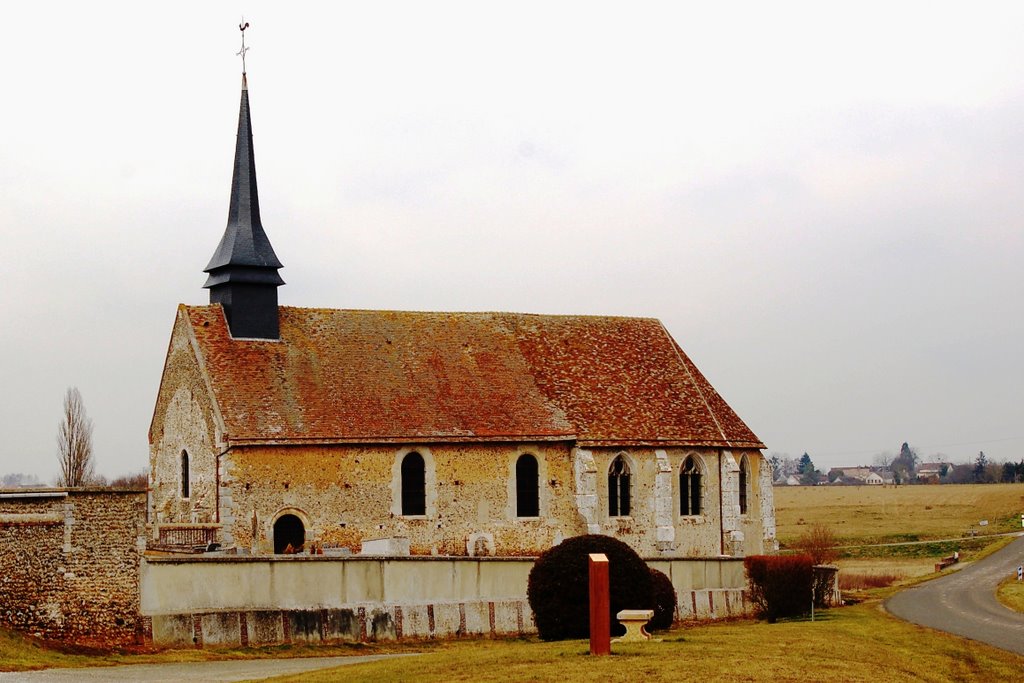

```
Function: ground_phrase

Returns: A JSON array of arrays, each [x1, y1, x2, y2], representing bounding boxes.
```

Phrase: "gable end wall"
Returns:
[[149, 310, 223, 530]]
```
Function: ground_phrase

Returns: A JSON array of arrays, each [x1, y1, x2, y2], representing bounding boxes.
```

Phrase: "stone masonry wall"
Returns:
[[213, 443, 771, 559], [221, 442, 583, 557], [149, 309, 222, 529], [575, 447, 771, 557], [0, 489, 147, 647]]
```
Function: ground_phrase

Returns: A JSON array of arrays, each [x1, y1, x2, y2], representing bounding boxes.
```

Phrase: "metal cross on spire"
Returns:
[[237, 19, 251, 74]]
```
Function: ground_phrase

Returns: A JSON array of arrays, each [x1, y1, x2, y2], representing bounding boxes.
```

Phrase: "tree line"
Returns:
[[772, 442, 1024, 485]]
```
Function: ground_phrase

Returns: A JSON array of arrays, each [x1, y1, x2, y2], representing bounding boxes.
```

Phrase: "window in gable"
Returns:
[[401, 451, 426, 516], [181, 451, 190, 499], [739, 454, 750, 515], [516, 454, 540, 517], [608, 455, 631, 517], [680, 455, 702, 516]]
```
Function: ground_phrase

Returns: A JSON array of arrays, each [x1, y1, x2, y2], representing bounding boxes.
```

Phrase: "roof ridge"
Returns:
[[182, 303, 662, 322], [285, 305, 662, 321]]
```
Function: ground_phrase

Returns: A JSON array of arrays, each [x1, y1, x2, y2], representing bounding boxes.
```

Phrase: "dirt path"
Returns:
[[0, 653, 417, 682], [885, 534, 1024, 655]]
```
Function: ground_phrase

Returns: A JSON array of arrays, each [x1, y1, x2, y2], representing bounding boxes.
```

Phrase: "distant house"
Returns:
[[876, 469, 895, 485], [841, 467, 873, 482], [917, 462, 953, 482], [826, 466, 892, 486], [827, 467, 874, 484]]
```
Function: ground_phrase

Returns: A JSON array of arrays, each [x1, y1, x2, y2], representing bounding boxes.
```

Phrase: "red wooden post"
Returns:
[[589, 553, 610, 656]]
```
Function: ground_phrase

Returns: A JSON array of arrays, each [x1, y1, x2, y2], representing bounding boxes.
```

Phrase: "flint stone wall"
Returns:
[[0, 489, 147, 647]]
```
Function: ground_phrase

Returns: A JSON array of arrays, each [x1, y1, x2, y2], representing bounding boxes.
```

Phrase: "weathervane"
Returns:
[[237, 19, 251, 74]]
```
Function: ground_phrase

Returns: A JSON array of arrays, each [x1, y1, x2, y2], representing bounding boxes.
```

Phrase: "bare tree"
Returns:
[[109, 468, 149, 489], [873, 451, 893, 469], [793, 523, 839, 565], [57, 387, 95, 487]]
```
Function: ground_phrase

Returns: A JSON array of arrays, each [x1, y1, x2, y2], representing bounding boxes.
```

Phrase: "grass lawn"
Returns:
[[997, 576, 1024, 613], [774, 482, 1024, 546], [255, 598, 1024, 683]]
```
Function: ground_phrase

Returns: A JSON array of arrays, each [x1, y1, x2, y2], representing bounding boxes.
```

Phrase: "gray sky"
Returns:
[[1, 2, 1021, 482]]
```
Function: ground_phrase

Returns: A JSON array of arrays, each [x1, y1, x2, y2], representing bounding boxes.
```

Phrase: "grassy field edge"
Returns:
[[254, 598, 1024, 683]]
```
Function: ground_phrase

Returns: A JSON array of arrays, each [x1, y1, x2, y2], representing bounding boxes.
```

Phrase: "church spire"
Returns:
[[204, 22, 284, 340]]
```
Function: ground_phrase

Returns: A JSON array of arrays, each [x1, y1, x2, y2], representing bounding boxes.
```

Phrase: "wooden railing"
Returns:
[[155, 524, 220, 548]]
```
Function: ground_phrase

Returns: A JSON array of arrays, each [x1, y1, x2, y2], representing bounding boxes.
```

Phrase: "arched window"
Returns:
[[180, 451, 190, 498], [401, 452, 426, 516], [680, 456, 702, 515], [739, 455, 749, 515], [273, 514, 305, 554], [516, 454, 540, 517], [608, 455, 631, 517]]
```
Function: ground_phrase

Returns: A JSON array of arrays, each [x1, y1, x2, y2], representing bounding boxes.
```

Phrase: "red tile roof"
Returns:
[[182, 305, 763, 449]]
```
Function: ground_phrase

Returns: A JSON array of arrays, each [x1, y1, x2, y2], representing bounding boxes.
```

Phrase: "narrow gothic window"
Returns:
[[739, 455, 749, 515], [608, 455, 631, 517], [180, 451, 190, 498], [401, 452, 426, 515], [516, 454, 540, 517], [680, 456, 702, 515]]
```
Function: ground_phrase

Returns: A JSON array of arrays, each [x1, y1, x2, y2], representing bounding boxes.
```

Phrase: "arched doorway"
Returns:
[[273, 513, 305, 554]]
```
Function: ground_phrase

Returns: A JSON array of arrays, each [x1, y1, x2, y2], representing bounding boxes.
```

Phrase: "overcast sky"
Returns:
[[1, 2, 1021, 482]]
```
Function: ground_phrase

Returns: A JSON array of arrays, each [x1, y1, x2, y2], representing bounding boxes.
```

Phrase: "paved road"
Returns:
[[0, 653, 416, 682], [886, 534, 1024, 655]]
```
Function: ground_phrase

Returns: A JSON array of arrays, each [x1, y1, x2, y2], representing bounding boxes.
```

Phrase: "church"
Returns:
[[148, 69, 776, 561]]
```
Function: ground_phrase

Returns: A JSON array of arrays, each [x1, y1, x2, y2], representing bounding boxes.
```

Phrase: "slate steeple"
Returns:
[[203, 70, 285, 340]]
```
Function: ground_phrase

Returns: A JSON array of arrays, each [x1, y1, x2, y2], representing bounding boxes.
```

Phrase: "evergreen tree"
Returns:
[[798, 452, 817, 486], [973, 451, 989, 483], [892, 442, 919, 483]]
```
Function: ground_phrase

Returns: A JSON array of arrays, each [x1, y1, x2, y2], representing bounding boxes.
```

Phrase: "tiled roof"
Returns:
[[182, 305, 763, 449]]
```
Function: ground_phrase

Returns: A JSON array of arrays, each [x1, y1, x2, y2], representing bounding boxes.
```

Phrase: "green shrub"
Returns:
[[527, 534, 653, 640], [744, 554, 814, 622], [648, 567, 677, 630]]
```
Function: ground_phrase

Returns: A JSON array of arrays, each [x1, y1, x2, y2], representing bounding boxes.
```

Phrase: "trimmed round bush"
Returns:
[[527, 534, 653, 641], [648, 567, 677, 630]]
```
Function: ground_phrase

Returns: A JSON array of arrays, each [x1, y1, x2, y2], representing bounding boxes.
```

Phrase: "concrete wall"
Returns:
[[140, 554, 750, 647], [0, 489, 147, 647]]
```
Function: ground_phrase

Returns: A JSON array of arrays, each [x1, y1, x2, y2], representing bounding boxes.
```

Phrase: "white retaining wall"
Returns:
[[140, 555, 749, 646]]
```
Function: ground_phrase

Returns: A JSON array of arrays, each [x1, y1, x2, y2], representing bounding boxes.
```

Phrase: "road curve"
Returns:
[[886, 533, 1024, 655]]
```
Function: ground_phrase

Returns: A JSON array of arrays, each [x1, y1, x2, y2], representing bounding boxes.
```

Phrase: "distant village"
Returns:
[[773, 443, 1024, 487]]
